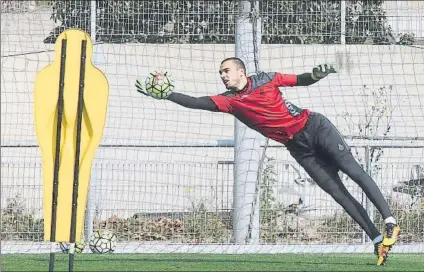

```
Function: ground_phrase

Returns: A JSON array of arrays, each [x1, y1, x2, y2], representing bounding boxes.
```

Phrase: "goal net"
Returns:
[[1, 0, 423, 254]]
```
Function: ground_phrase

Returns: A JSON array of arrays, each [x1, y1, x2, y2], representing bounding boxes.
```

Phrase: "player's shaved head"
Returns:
[[219, 57, 248, 91], [221, 57, 246, 75]]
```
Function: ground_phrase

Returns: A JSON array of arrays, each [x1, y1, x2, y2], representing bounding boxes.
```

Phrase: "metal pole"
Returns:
[[363, 145, 373, 244], [233, 0, 262, 244], [68, 39, 88, 272], [341, 0, 346, 45], [49, 38, 68, 272], [84, 0, 97, 245]]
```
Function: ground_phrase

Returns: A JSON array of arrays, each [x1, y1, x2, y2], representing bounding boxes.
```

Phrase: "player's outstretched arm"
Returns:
[[274, 64, 336, 87], [137, 86, 218, 112], [135, 74, 218, 112], [167, 92, 218, 112]]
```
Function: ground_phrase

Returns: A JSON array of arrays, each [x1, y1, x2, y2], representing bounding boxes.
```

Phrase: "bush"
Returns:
[[44, 0, 413, 45], [93, 201, 230, 243], [181, 202, 230, 243], [373, 197, 424, 243], [317, 212, 363, 243], [316, 197, 424, 244], [1, 194, 44, 241], [259, 157, 285, 243], [94, 215, 183, 242], [45, 1, 237, 44], [2, 193, 422, 244], [259, 158, 315, 244]]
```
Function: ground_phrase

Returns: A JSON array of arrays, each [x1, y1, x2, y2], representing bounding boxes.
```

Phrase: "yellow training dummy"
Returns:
[[34, 29, 109, 242]]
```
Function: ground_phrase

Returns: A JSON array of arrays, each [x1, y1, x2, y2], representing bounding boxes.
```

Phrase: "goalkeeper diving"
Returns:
[[136, 58, 400, 266]]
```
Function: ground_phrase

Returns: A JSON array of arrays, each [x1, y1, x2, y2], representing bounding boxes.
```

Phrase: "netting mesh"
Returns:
[[1, 0, 423, 254]]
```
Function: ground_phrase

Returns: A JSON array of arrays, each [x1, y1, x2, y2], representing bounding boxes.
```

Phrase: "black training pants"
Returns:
[[285, 112, 393, 240]]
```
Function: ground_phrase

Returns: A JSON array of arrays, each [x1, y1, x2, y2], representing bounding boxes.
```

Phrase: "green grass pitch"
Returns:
[[2, 253, 424, 271]]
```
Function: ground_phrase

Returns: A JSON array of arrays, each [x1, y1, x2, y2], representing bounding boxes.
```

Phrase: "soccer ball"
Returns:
[[89, 230, 117, 254], [59, 236, 85, 254], [144, 70, 174, 99]]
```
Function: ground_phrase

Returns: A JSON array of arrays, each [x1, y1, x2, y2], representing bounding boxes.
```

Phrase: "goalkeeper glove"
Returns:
[[311, 64, 337, 80], [135, 77, 170, 100], [135, 78, 149, 96]]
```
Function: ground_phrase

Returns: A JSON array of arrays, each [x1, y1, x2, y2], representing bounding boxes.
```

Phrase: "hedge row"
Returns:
[[44, 0, 413, 45]]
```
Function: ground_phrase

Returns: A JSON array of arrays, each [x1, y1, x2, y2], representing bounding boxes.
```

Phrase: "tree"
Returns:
[[44, 0, 414, 45]]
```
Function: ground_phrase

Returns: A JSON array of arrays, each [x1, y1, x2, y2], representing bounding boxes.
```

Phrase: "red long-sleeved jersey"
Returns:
[[209, 72, 310, 143]]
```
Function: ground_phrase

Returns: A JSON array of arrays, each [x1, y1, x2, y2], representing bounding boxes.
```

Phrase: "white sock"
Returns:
[[384, 216, 397, 225], [373, 234, 383, 244]]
